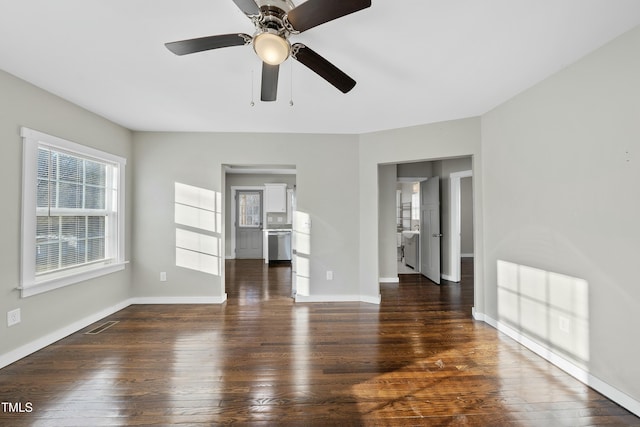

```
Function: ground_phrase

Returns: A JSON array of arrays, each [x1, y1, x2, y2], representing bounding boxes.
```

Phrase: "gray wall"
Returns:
[[132, 132, 360, 300], [434, 157, 473, 279], [481, 26, 640, 402], [0, 69, 133, 356], [397, 161, 432, 179], [460, 177, 474, 255], [378, 164, 397, 279]]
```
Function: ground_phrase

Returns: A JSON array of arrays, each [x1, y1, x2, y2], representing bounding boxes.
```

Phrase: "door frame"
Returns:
[[448, 170, 472, 283], [230, 186, 266, 260]]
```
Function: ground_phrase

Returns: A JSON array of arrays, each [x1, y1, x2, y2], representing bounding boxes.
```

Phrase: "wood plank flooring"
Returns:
[[1, 259, 638, 425]]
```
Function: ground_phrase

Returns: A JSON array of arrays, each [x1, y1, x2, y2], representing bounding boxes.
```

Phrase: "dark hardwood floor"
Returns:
[[1, 259, 638, 426]]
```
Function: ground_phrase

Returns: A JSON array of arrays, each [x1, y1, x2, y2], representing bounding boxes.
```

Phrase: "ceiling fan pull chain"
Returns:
[[289, 60, 294, 107], [250, 69, 255, 107]]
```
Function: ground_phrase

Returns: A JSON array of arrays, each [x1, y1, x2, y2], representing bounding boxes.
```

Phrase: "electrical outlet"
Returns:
[[326, 270, 333, 281], [160, 272, 167, 282], [7, 309, 21, 327]]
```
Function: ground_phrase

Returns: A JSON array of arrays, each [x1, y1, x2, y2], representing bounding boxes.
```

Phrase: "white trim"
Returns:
[[441, 273, 456, 281], [476, 310, 640, 418], [20, 127, 127, 166], [225, 165, 296, 175], [471, 306, 485, 321], [21, 262, 127, 298], [361, 294, 382, 304], [461, 253, 474, 258], [295, 294, 381, 304], [448, 170, 472, 283], [379, 277, 399, 283], [20, 127, 127, 297], [0, 299, 131, 369], [130, 295, 227, 305], [0, 295, 229, 369]]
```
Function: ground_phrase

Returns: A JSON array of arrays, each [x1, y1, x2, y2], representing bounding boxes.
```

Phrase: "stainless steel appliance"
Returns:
[[268, 231, 291, 262]]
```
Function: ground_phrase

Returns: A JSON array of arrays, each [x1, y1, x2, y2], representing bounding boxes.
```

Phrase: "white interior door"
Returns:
[[235, 190, 263, 259], [420, 177, 441, 284]]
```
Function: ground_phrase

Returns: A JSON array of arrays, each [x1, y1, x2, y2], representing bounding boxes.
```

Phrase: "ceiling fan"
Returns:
[[165, 0, 371, 102]]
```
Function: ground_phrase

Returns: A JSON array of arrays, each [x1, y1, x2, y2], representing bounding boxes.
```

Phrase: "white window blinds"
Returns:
[[36, 147, 113, 274]]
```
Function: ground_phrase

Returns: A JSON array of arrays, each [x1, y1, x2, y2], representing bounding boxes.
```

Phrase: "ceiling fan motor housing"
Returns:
[[253, 1, 296, 37], [255, 0, 295, 14]]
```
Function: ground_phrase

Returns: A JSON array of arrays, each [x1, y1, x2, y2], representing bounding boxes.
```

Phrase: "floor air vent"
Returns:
[[85, 320, 119, 335]]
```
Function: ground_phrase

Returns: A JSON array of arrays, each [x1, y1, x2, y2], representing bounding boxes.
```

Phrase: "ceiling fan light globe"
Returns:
[[253, 33, 290, 65]]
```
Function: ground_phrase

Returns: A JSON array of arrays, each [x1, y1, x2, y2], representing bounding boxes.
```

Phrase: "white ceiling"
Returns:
[[1, 1, 639, 134]]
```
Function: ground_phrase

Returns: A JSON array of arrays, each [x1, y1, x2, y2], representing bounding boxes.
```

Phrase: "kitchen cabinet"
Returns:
[[264, 183, 287, 213]]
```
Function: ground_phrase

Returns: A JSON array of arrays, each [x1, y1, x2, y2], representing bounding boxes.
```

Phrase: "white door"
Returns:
[[420, 177, 441, 284], [236, 190, 263, 259]]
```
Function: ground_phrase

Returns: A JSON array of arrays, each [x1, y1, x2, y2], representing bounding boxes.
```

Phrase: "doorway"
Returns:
[[223, 165, 297, 301], [235, 190, 263, 259], [382, 158, 474, 287], [448, 170, 473, 283], [396, 180, 423, 275]]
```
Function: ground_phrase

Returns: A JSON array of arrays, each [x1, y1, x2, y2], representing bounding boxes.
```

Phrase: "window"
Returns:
[[237, 191, 262, 227], [411, 183, 420, 221], [20, 128, 126, 297]]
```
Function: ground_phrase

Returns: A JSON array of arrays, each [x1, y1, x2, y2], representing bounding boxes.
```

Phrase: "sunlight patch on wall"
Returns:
[[175, 229, 221, 276], [175, 182, 222, 276], [497, 260, 589, 365], [175, 182, 222, 233], [294, 211, 311, 296]]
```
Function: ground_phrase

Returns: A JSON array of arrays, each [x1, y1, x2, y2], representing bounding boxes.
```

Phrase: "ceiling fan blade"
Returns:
[[165, 33, 251, 56], [231, 0, 261, 16], [287, 0, 371, 33], [261, 62, 279, 102], [291, 44, 356, 93]]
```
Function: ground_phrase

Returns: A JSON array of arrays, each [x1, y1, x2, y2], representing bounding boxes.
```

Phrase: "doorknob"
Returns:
[[432, 233, 443, 237]]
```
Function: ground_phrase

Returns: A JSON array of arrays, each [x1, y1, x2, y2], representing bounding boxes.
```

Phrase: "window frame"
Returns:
[[20, 127, 127, 298], [237, 191, 263, 228]]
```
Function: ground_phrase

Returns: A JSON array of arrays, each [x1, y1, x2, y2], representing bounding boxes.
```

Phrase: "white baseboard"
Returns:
[[461, 253, 474, 258], [441, 273, 457, 282], [131, 294, 227, 304], [472, 306, 485, 321], [476, 310, 640, 418], [295, 294, 381, 304], [361, 294, 382, 305], [0, 294, 229, 370], [379, 277, 399, 283], [0, 299, 132, 370]]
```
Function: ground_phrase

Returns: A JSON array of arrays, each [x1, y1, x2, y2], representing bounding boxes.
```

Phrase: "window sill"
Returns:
[[20, 261, 128, 298]]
